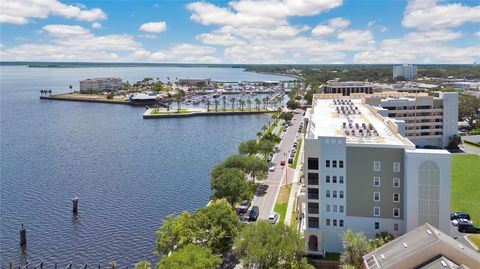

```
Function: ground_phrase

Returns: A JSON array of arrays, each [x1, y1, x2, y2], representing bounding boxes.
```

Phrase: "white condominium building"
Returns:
[[393, 64, 417, 80], [301, 96, 451, 254], [319, 81, 374, 96], [79, 77, 122, 93], [364, 92, 458, 149]]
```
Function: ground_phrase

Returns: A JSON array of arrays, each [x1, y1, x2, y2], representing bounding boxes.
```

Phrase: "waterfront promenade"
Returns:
[[143, 108, 274, 119]]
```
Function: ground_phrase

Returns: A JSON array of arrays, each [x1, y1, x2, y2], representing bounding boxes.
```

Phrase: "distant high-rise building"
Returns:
[[393, 64, 417, 80]]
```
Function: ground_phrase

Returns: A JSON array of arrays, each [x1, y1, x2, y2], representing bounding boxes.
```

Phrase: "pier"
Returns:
[[143, 108, 274, 119]]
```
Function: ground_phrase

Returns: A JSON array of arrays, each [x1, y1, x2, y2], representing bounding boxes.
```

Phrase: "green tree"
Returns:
[[255, 98, 261, 110], [459, 95, 480, 128], [230, 97, 236, 111], [214, 99, 220, 112], [447, 134, 462, 150], [235, 220, 313, 269], [245, 156, 269, 182], [238, 139, 258, 155], [210, 168, 255, 206], [340, 230, 371, 269], [175, 90, 185, 112], [155, 211, 199, 256], [157, 244, 222, 269], [257, 139, 276, 159], [222, 96, 227, 111], [134, 261, 151, 269], [206, 100, 211, 112], [195, 199, 241, 254], [153, 82, 164, 92], [287, 100, 300, 110]]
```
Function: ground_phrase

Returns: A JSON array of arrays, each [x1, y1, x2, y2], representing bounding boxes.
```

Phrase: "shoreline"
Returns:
[[143, 108, 274, 119]]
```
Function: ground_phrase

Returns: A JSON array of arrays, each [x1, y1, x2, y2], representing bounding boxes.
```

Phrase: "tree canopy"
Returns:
[[459, 95, 480, 128], [157, 244, 222, 269], [234, 220, 313, 269], [210, 167, 255, 205], [239, 139, 258, 155]]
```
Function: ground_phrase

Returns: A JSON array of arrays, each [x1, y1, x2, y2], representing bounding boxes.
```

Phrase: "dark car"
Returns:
[[239, 200, 251, 214], [451, 212, 471, 220], [288, 157, 293, 164], [267, 155, 273, 162], [458, 223, 480, 233], [249, 206, 259, 221]]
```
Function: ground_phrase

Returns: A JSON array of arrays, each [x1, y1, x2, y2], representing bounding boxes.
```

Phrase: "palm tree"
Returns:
[[261, 125, 268, 133], [239, 100, 245, 111], [256, 131, 263, 139], [230, 97, 236, 111], [175, 91, 184, 112], [264, 97, 270, 109], [247, 99, 252, 111], [222, 96, 227, 111], [206, 100, 211, 112], [69, 85, 73, 93], [214, 99, 220, 112], [255, 98, 261, 111]]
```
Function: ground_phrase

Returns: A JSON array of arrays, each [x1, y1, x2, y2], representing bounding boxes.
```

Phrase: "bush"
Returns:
[[106, 92, 114, 99]]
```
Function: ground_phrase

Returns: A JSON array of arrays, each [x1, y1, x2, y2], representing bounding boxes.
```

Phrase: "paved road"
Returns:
[[450, 222, 477, 250], [251, 110, 304, 220], [460, 144, 480, 155]]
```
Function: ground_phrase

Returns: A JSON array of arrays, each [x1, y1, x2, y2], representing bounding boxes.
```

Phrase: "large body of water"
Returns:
[[0, 66, 293, 266]]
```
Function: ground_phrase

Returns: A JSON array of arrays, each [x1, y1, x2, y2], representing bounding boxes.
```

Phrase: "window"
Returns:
[[375, 222, 380, 229], [339, 191, 344, 199], [308, 173, 319, 185], [393, 193, 400, 202], [326, 175, 330, 183], [374, 192, 380, 201], [333, 176, 337, 183], [333, 219, 337, 226], [326, 218, 331, 226], [308, 203, 319, 214], [333, 160, 337, 168], [374, 207, 380, 216], [393, 178, 400, 188], [393, 208, 400, 218], [308, 158, 319, 170], [339, 176, 344, 184], [394, 223, 399, 232], [373, 177, 381, 187], [308, 188, 319, 200], [339, 161, 344, 168], [339, 220, 344, 227], [326, 160, 330, 168], [326, 204, 331, 212], [308, 217, 319, 228], [393, 162, 401, 172], [333, 190, 337, 198], [374, 161, 381, 171], [326, 190, 331, 198], [333, 205, 337, 212], [339, 205, 344, 213]]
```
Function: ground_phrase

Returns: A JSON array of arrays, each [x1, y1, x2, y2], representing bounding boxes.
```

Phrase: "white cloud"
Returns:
[[328, 17, 350, 29], [0, 0, 106, 25], [311, 25, 335, 36], [140, 44, 221, 63], [354, 29, 479, 64], [196, 33, 245, 46], [139, 34, 157, 39], [1, 24, 141, 61], [92, 22, 102, 29], [403, 0, 480, 30], [139, 21, 167, 33], [475, 31, 480, 39]]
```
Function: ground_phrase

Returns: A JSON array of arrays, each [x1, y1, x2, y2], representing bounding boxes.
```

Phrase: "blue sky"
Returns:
[[0, 0, 479, 63]]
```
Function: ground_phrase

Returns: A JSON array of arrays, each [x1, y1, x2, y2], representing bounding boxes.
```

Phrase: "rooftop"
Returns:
[[80, 77, 122, 82], [308, 98, 414, 147], [363, 223, 480, 269]]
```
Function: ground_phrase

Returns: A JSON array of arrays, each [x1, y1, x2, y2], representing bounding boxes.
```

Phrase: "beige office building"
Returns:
[[300, 96, 451, 254]]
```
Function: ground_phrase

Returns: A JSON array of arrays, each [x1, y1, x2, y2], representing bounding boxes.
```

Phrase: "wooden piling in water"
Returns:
[[72, 197, 79, 214], [20, 224, 27, 247]]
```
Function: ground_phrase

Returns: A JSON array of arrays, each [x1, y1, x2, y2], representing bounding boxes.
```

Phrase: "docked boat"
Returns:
[[212, 92, 221, 98], [128, 93, 158, 106]]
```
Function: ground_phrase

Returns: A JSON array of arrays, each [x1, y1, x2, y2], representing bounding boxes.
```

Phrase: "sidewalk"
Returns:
[[284, 135, 303, 226]]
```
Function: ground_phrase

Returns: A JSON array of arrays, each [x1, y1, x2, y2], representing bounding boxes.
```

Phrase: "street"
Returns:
[[251, 111, 304, 220]]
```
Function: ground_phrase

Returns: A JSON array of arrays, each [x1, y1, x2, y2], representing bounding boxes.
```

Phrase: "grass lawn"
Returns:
[[289, 139, 302, 169], [151, 109, 191, 115], [467, 234, 480, 250], [451, 154, 480, 224], [276, 125, 285, 137], [274, 184, 292, 224]]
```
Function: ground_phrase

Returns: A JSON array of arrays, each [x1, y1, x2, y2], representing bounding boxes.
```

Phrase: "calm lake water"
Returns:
[[0, 66, 292, 266]]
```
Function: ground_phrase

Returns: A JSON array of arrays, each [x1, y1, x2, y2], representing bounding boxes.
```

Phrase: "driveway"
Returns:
[[450, 222, 478, 250], [251, 111, 304, 220]]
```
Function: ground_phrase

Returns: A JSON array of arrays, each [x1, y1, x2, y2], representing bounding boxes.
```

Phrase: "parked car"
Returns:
[[239, 200, 251, 214], [292, 144, 298, 149], [269, 166, 275, 172], [288, 157, 294, 164], [452, 218, 473, 226], [290, 152, 295, 158], [458, 223, 480, 233], [267, 155, 273, 162], [451, 212, 471, 220], [249, 206, 259, 221], [291, 148, 297, 153], [280, 160, 286, 166], [268, 212, 279, 224]]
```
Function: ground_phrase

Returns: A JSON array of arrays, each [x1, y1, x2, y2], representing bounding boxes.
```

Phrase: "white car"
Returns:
[[268, 212, 279, 224], [269, 166, 275, 172], [452, 218, 473, 226]]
